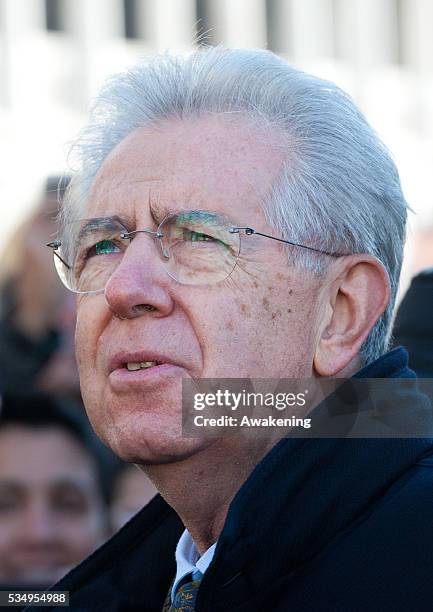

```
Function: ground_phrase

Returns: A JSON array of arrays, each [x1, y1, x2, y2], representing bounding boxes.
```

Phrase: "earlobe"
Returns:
[[313, 256, 390, 377]]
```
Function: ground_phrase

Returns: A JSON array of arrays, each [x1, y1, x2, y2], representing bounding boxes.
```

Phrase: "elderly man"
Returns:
[[32, 48, 433, 611]]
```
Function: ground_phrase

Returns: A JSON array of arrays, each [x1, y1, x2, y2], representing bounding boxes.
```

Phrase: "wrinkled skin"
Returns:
[[75, 116, 323, 465]]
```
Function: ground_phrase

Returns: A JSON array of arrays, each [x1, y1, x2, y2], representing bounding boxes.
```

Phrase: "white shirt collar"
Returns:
[[171, 529, 217, 601]]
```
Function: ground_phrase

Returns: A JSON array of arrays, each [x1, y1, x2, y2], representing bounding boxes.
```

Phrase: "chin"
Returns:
[[84, 385, 212, 464], [97, 415, 210, 465], [113, 436, 211, 466]]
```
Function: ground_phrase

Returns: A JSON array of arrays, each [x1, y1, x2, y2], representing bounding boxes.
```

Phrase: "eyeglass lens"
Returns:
[[53, 211, 241, 292]]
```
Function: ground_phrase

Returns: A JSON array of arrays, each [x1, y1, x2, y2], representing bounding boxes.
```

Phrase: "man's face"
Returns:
[[0, 426, 106, 586], [75, 116, 323, 463]]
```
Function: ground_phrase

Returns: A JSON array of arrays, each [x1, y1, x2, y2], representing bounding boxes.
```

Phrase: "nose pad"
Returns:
[[157, 236, 170, 260]]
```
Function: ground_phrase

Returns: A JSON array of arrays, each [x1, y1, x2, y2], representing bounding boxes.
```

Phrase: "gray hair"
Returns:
[[64, 47, 408, 364]]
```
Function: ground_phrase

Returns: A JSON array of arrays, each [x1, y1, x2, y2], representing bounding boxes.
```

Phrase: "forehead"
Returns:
[[0, 427, 96, 488], [87, 115, 287, 222]]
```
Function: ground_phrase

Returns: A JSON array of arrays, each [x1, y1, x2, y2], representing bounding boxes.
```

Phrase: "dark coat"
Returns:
[[0, 315, 60, 393], [393, 267, 433, 377], [25, 348, 433, 611]]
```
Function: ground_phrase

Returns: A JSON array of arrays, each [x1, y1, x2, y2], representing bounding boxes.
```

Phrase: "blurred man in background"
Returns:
[[0, 391, 108, 587]]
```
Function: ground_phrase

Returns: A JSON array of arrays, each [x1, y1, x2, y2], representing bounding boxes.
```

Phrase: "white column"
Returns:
[[0, 0, 46, 107], [399, 0, 433, 73], [289, 0, 334, 63], [0, 0, 12, 107], [334, 0, 399, 69], [2, 0, 46, 29], [152, 0, 196, 52], [65, 0, 124, 39], [221, 0, 267, 48], [63, 0, 124, 103], [131, 0, 153, 41], [199, 0, 227, 46], [266, 0, 293, 56]]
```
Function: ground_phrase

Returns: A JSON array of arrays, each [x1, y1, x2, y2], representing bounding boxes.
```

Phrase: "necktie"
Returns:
[[162, 570, 203, 612]]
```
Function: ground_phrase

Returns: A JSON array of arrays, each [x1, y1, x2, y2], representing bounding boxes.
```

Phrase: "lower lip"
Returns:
[[109, 363, 184, 391]]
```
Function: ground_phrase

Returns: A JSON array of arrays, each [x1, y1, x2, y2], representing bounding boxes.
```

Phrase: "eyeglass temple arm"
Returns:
[[229, 227, 342, 258], [47, 241, 72, 270]]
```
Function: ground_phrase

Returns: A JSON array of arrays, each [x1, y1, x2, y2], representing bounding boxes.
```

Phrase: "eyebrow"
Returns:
[[0, 480, 95, 501], [149, 199, 240, 228], [76, 215, 133, 239], [75, 207, 240, 240], [0, 481, 25, 495]]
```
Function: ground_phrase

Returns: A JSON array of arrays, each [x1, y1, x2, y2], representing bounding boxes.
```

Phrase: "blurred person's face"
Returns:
[[75, 116, 324, 464], [13, 192, 80, 396], [23, 194, 66, 298], [0, 425, 106, 586], [110, 465, 157, 532], [14, 192, 75, 334]]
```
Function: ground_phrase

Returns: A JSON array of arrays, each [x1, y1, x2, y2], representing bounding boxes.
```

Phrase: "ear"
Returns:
[[314, 255, 391, 376]]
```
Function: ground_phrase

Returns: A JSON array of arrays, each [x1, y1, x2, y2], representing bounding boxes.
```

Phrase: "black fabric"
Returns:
[[393, 268, 433, 377], [25, 348, 433, 611], [0, 315, 60, 392]]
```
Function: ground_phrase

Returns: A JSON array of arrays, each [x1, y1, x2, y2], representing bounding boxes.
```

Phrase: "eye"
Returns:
[[52, 487, 89, 516], [184, 230, 215, 242], [88, 239, 121, 258], [0, 498, 19, 513], [53, 497, 87, 516]]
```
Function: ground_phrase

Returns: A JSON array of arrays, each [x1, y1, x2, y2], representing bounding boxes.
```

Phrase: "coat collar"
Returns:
[[197, 348, 433, 604]]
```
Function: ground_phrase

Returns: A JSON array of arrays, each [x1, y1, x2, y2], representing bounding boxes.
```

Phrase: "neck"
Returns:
[[140, 360, 363, 555], [140, 436, 280, 555]]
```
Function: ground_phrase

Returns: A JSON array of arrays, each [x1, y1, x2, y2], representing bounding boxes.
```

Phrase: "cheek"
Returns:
[[201, 284, 317, 377], [0, 521, 16, 548], [194, 293, 275, 376], [75, 298, 106, 371], [58, 516, 102, 550], [75, 300, 110, 432]]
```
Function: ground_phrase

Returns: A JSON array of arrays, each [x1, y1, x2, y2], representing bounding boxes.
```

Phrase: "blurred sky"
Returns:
[[0, 0, 432, 290]]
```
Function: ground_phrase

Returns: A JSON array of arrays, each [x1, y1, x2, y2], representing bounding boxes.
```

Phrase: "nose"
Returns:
[[104, 234, 174, 320], [21, 502, 57, 544]]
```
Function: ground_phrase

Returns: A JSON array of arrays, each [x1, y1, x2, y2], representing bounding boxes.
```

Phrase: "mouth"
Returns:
[[124, 360, 160, 371], [108, 351, 185, 391], [108, 351, 176, 374]]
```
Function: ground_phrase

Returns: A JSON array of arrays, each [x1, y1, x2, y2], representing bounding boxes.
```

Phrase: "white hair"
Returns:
[[63, 47, 408, 364]]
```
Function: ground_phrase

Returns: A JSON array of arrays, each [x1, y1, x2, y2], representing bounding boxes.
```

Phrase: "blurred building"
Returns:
[[0, 0, 432, 281]]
